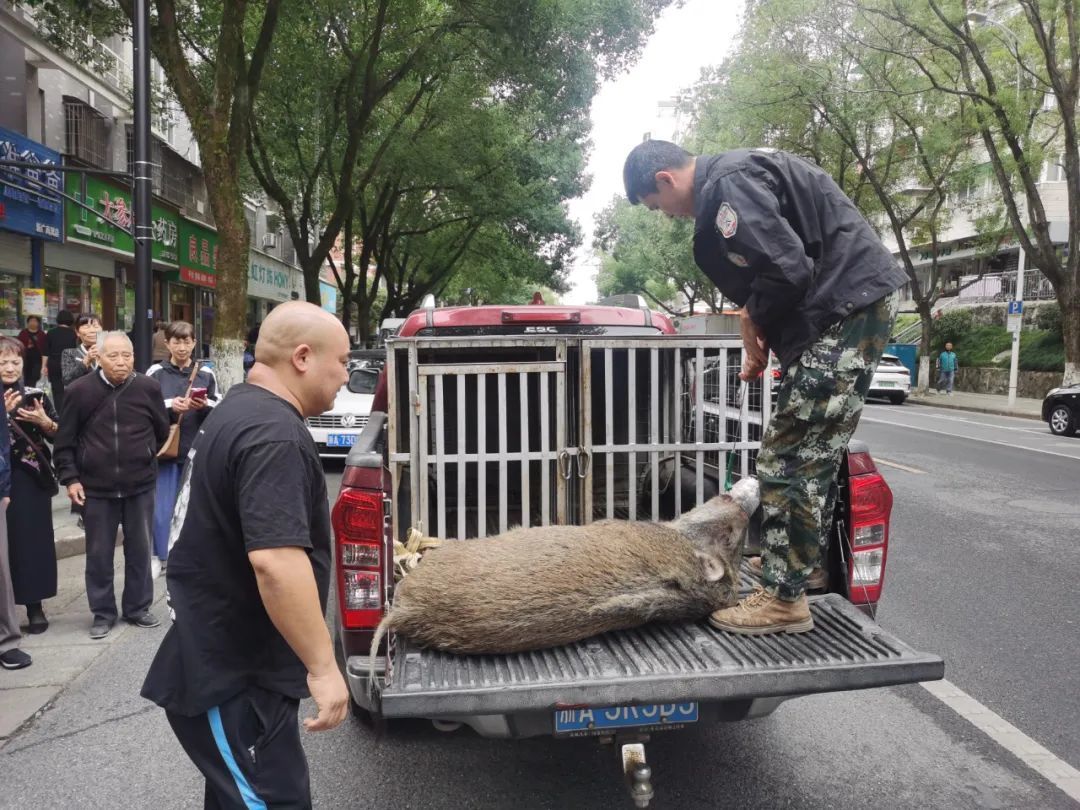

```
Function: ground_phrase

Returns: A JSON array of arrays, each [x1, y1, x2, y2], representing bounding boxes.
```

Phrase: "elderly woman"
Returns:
[[1, 337, 59, 634], [60, 313, 101, 387]]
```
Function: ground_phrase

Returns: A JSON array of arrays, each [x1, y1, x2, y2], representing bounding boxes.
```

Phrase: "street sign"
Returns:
[[1007, 314, 1022, 333], [1007, 300, 1023, 315]]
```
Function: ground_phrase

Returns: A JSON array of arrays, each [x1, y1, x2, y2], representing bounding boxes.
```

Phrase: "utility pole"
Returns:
[[132, 0, 153, 371], [1007, 247, 1026, 407]]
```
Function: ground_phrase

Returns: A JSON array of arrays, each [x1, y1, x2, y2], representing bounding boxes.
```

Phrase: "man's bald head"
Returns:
[[256, 301, 344, 368], [248, 301, 351, 418]]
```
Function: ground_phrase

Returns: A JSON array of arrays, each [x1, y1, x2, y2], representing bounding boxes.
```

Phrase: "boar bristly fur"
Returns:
[[371, 478, 759, 660]]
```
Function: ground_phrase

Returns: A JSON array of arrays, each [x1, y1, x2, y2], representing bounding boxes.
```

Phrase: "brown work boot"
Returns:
[[746, 556, 828, 591], [708, 586, 814, 635]]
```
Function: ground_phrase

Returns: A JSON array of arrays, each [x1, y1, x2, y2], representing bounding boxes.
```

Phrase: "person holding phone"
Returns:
[[60, 313, 102, 387], [147, 321, 220, 578], [1, 337, 60, 636]]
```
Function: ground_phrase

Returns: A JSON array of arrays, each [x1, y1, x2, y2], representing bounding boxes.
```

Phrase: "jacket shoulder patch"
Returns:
[[727, 252, 749, 267], [716, 202, 738, 238]]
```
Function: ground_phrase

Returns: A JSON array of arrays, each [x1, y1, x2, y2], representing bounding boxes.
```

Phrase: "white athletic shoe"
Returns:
[[151, 557, 162, 580]]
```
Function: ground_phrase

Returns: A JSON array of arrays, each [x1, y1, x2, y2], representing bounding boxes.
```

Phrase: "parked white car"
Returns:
[[306, 365, 378, 458], [868, 353, 911, 404]]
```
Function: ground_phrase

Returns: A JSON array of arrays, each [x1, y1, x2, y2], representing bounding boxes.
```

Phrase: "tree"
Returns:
[[857, 0, 1080, 386], [594, 198, 722, 314], [26, 0, 284, 387], [687, 0, 976, 390]]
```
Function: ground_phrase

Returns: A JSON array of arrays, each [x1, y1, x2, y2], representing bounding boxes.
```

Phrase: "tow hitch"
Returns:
[[622, 742, 654, 808], [599, 734, 655, 807]]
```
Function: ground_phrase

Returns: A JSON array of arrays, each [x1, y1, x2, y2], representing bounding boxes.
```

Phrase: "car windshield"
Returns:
[[348, 369, 378, 394], [879, 357, 904, 367]]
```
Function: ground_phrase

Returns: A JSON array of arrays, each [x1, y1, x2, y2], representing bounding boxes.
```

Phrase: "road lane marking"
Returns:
[[922, 679, 1080, 802], [874, 459, 927, 475], [860, 416, 1080, 462]]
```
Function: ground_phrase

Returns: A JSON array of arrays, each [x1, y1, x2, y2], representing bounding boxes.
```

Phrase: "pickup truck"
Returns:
[[331, 298, 944, 806]]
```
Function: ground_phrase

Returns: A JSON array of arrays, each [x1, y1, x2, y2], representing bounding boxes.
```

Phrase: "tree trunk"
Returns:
[[917, 300, 933, 393], [205, 169, 250, 391], [1060, 279, 1080, 386], [303, 258, 323, 308]]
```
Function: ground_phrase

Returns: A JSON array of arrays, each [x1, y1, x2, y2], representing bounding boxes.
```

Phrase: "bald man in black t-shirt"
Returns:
[[142, 302, 351, 809]]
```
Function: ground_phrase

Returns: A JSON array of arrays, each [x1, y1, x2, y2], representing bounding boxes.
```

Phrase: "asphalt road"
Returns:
[[2, 429, 1079, 809]]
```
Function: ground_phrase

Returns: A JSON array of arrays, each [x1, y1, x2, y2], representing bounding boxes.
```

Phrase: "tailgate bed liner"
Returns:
[[377, 593, 944, 718]]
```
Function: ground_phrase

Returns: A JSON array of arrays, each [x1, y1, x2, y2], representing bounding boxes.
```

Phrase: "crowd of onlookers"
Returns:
[[1, 314, 219, 670]]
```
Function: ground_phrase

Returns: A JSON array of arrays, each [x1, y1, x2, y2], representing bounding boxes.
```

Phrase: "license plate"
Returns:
[[327, 433, 357, 447], [877, 381, 896, 388], [553, 703, 698, 736]]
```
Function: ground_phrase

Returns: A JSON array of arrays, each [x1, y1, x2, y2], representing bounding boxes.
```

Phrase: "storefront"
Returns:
[[62, 171, 182, 331], [319, 280, 339, 316], [247, 250, 304, 328], [0, 127, 63, 334], [173, 217, 217, 351]]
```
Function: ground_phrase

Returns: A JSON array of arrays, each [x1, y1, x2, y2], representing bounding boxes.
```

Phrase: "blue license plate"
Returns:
[[553, 702, 698, 735], [327, 433, 357, 447]]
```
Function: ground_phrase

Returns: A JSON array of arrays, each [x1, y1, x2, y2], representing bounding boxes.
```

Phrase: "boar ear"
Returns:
[[694, 550, 726, 582]]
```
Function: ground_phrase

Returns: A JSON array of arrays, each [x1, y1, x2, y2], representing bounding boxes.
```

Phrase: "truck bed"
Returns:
[[373, 590, 943, 719]]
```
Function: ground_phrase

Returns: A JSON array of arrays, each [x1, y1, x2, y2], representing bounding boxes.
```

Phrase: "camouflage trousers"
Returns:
[[757, 291, 899, 601]]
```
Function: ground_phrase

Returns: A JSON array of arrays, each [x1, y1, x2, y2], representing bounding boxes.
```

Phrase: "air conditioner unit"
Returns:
[[262, 233, 277, 249]]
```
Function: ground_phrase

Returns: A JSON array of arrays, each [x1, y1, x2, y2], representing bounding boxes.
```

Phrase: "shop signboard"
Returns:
[[319, 280, 338, 315], [64, 173, 180, 266], [178, 217, 217, 288], [0, 126, 63, 241], [249, 252, 299, 302], [20, 288, 46, 317]]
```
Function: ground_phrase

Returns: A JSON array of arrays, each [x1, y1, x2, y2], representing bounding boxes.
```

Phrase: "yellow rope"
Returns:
[[393, 528, 442, 581]]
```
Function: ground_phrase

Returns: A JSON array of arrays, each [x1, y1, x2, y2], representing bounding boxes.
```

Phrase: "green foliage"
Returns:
[[931, 309, 973, 348], [952, 325, 1011, 367], [593, 198, 720, 314], [1035, 302, 1062, 336], [1018, 330, 1066, 372], [936, 321, 1064, 372]]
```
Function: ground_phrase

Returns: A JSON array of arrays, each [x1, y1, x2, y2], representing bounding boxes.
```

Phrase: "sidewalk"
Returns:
[[0, 552, 168, 745], [50, 491, 86, 560], [905, 389, 1044, 420]]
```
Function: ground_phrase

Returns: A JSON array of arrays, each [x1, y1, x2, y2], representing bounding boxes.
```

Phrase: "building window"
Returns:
[[126, 128, 196, 210], [1043, 154, 1066, 183], [63, 97, 108, 167]]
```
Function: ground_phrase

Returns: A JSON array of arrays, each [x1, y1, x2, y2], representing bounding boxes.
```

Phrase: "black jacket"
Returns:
[[146, 360, 221, 461], [692, 149, 907, 368], [54, 371, 171, 498]]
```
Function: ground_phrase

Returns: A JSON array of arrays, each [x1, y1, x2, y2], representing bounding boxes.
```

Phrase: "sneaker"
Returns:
[[89, 618, 114, 639], [26, 605, 48, 635], [125, 611, 161, 629], [151, 557, 162, 580], [708, 586, 814, 635], [746, 556, 828, 591], [0, 649, 32, 670]]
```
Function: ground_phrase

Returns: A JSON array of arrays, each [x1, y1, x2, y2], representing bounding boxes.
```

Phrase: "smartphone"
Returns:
[[190, 387, 208, 401], [21, 387, 45, 403]]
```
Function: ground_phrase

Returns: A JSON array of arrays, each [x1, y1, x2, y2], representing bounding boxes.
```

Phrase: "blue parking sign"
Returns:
[[1007, 300, 1023, 315]]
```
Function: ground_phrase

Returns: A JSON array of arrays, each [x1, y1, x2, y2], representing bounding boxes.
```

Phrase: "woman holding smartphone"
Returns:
[[1, 336, 59, 634], [59, 313, 102, 386], [146, 321, 219, 578]]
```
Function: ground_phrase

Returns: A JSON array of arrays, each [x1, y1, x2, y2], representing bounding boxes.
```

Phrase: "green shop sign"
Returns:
[[64, 173, 180, 266], [177, 218, 217, 288]]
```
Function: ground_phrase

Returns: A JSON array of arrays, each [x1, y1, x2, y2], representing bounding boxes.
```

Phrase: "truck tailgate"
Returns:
[[377, 593, 943, 718]]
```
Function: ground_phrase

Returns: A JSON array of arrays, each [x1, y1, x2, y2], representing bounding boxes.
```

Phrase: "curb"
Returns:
[[906, 397, 1042, 421], [54, 529, 88, 561]]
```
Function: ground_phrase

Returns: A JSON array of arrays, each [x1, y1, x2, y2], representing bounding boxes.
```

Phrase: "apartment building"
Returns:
[[0, 2, 306, 349]]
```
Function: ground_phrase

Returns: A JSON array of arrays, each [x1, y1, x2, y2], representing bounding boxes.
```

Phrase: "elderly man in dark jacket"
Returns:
[[54, 332, 171, 639]]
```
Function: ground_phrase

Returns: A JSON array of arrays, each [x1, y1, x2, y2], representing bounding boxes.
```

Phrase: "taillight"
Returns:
[[332, 488, 385, 629], [847, 470, 892, 604]]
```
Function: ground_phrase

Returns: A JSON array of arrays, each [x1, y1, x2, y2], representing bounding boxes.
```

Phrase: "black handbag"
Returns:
[[8, 416, 60, 497]]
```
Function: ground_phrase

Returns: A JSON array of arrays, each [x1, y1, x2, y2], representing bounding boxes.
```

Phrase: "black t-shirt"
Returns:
[[141, 384, 331, 716], [46, 326, 77, 368]]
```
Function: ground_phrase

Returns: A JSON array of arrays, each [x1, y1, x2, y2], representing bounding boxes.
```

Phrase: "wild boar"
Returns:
[[371, 477, 759, 658]]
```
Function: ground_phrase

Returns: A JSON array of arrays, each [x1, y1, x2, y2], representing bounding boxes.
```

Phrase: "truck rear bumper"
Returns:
[[368, 594, 943, 722]]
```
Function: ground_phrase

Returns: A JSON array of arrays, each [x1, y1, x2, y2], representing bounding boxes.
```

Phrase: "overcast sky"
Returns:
[[563, 0, 744, 304]]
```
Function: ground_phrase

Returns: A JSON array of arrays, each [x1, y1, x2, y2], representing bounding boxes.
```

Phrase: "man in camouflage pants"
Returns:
[[623, 140, 905, 634]]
